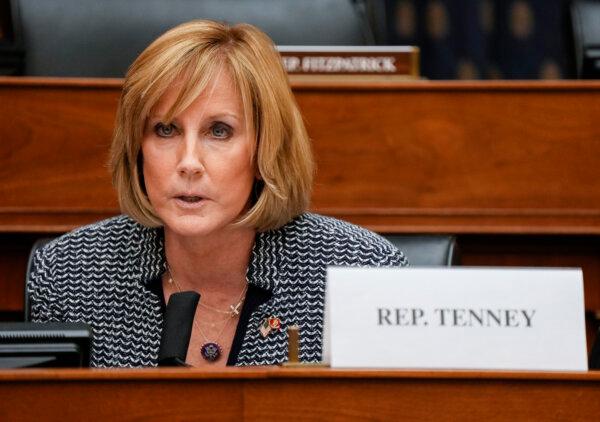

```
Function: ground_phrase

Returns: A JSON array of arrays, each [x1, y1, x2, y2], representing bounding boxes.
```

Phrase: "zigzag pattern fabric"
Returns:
[[29, 213, 408, 367]]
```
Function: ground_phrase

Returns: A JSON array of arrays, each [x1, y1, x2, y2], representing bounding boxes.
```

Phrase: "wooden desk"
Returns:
[[1, 368, 599, 421]]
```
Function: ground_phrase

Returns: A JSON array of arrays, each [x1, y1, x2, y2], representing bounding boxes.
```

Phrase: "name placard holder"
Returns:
[[323, 267, 587, 371], [278, 46, 420, 82], [283, 325, 327, 368]]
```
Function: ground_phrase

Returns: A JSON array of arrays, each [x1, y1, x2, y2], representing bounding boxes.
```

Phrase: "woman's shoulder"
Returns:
[[35, 215, 157, 264], [279, 212, 408, 267], [28, 215, 164, 327], [289, 212, 380, 236]]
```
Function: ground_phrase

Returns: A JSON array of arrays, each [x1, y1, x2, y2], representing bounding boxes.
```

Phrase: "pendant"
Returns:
[[200, 342, 222, 362]]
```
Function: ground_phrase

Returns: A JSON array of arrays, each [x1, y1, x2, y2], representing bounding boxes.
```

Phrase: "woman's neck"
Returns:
[[163, 226, 255, 295]]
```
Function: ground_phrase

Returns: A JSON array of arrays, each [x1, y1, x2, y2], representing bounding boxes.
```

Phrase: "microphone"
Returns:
[[158, 291, 200, 366]]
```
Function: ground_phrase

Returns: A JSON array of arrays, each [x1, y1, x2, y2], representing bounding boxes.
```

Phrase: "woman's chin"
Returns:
[[162, 215, 229, 239]]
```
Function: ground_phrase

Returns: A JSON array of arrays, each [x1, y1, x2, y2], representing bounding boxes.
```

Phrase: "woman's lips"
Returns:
[[174, 195, 207, 209]]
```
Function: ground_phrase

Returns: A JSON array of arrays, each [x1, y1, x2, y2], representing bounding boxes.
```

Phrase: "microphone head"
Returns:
[[158, 291, 200, 366]]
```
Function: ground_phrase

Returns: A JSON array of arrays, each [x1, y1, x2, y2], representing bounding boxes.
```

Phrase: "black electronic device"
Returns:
[[0, 322, 92, 368]]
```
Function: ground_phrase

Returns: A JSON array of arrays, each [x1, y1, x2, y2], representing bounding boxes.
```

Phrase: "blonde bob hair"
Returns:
[[110, 20, 314, 232]]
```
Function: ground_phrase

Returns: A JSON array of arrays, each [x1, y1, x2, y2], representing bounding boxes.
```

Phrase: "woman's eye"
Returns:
[[210, 122, 232, 139], [154, 122, 176, 137]]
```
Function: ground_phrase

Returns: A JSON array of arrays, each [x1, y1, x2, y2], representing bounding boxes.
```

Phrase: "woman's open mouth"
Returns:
[[178, 195, 202, 203], [174, 195, 206, 209]]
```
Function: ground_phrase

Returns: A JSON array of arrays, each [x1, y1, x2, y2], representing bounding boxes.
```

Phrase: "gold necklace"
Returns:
[[166, 263, 247, 318], [165, 262, 248, 362]]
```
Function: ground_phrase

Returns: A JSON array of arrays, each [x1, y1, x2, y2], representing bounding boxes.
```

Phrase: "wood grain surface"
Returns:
[[1, 78, 599, 233], [1, 368, 599, 421]]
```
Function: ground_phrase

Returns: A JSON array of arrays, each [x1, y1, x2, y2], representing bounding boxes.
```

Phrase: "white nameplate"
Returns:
[[323, 267, 587, 371]]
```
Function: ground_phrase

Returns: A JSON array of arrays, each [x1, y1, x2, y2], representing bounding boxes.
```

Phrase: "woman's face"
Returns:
[[141, 69, 256, 239]]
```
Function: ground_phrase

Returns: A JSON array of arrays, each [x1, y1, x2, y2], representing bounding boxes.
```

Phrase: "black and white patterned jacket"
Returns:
[[29, 213, 408, 367]]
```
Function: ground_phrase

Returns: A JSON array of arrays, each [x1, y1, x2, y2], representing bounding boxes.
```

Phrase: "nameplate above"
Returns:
[[277, 46, 419, 77], [323, 267, 587, 371]]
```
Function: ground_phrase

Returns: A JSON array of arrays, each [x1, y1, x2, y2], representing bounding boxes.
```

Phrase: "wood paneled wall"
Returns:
[[1, 77, 599, 320]]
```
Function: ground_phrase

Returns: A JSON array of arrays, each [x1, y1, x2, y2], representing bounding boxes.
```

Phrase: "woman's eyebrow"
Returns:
[[146, 112, 241, 123], [205, 112, 240, 121]]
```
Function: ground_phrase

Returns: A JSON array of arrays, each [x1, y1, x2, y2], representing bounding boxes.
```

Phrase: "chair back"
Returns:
[[383, 235, 459, 266], [16, 0, 374, 77], [571, 0, 600, 78]]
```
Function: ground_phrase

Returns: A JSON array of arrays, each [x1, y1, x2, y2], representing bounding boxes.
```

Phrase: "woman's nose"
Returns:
[[176, 136, 204, 176]]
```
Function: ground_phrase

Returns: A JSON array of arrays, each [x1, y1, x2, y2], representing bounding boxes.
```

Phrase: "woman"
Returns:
[[29, 20, 407, 368]]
